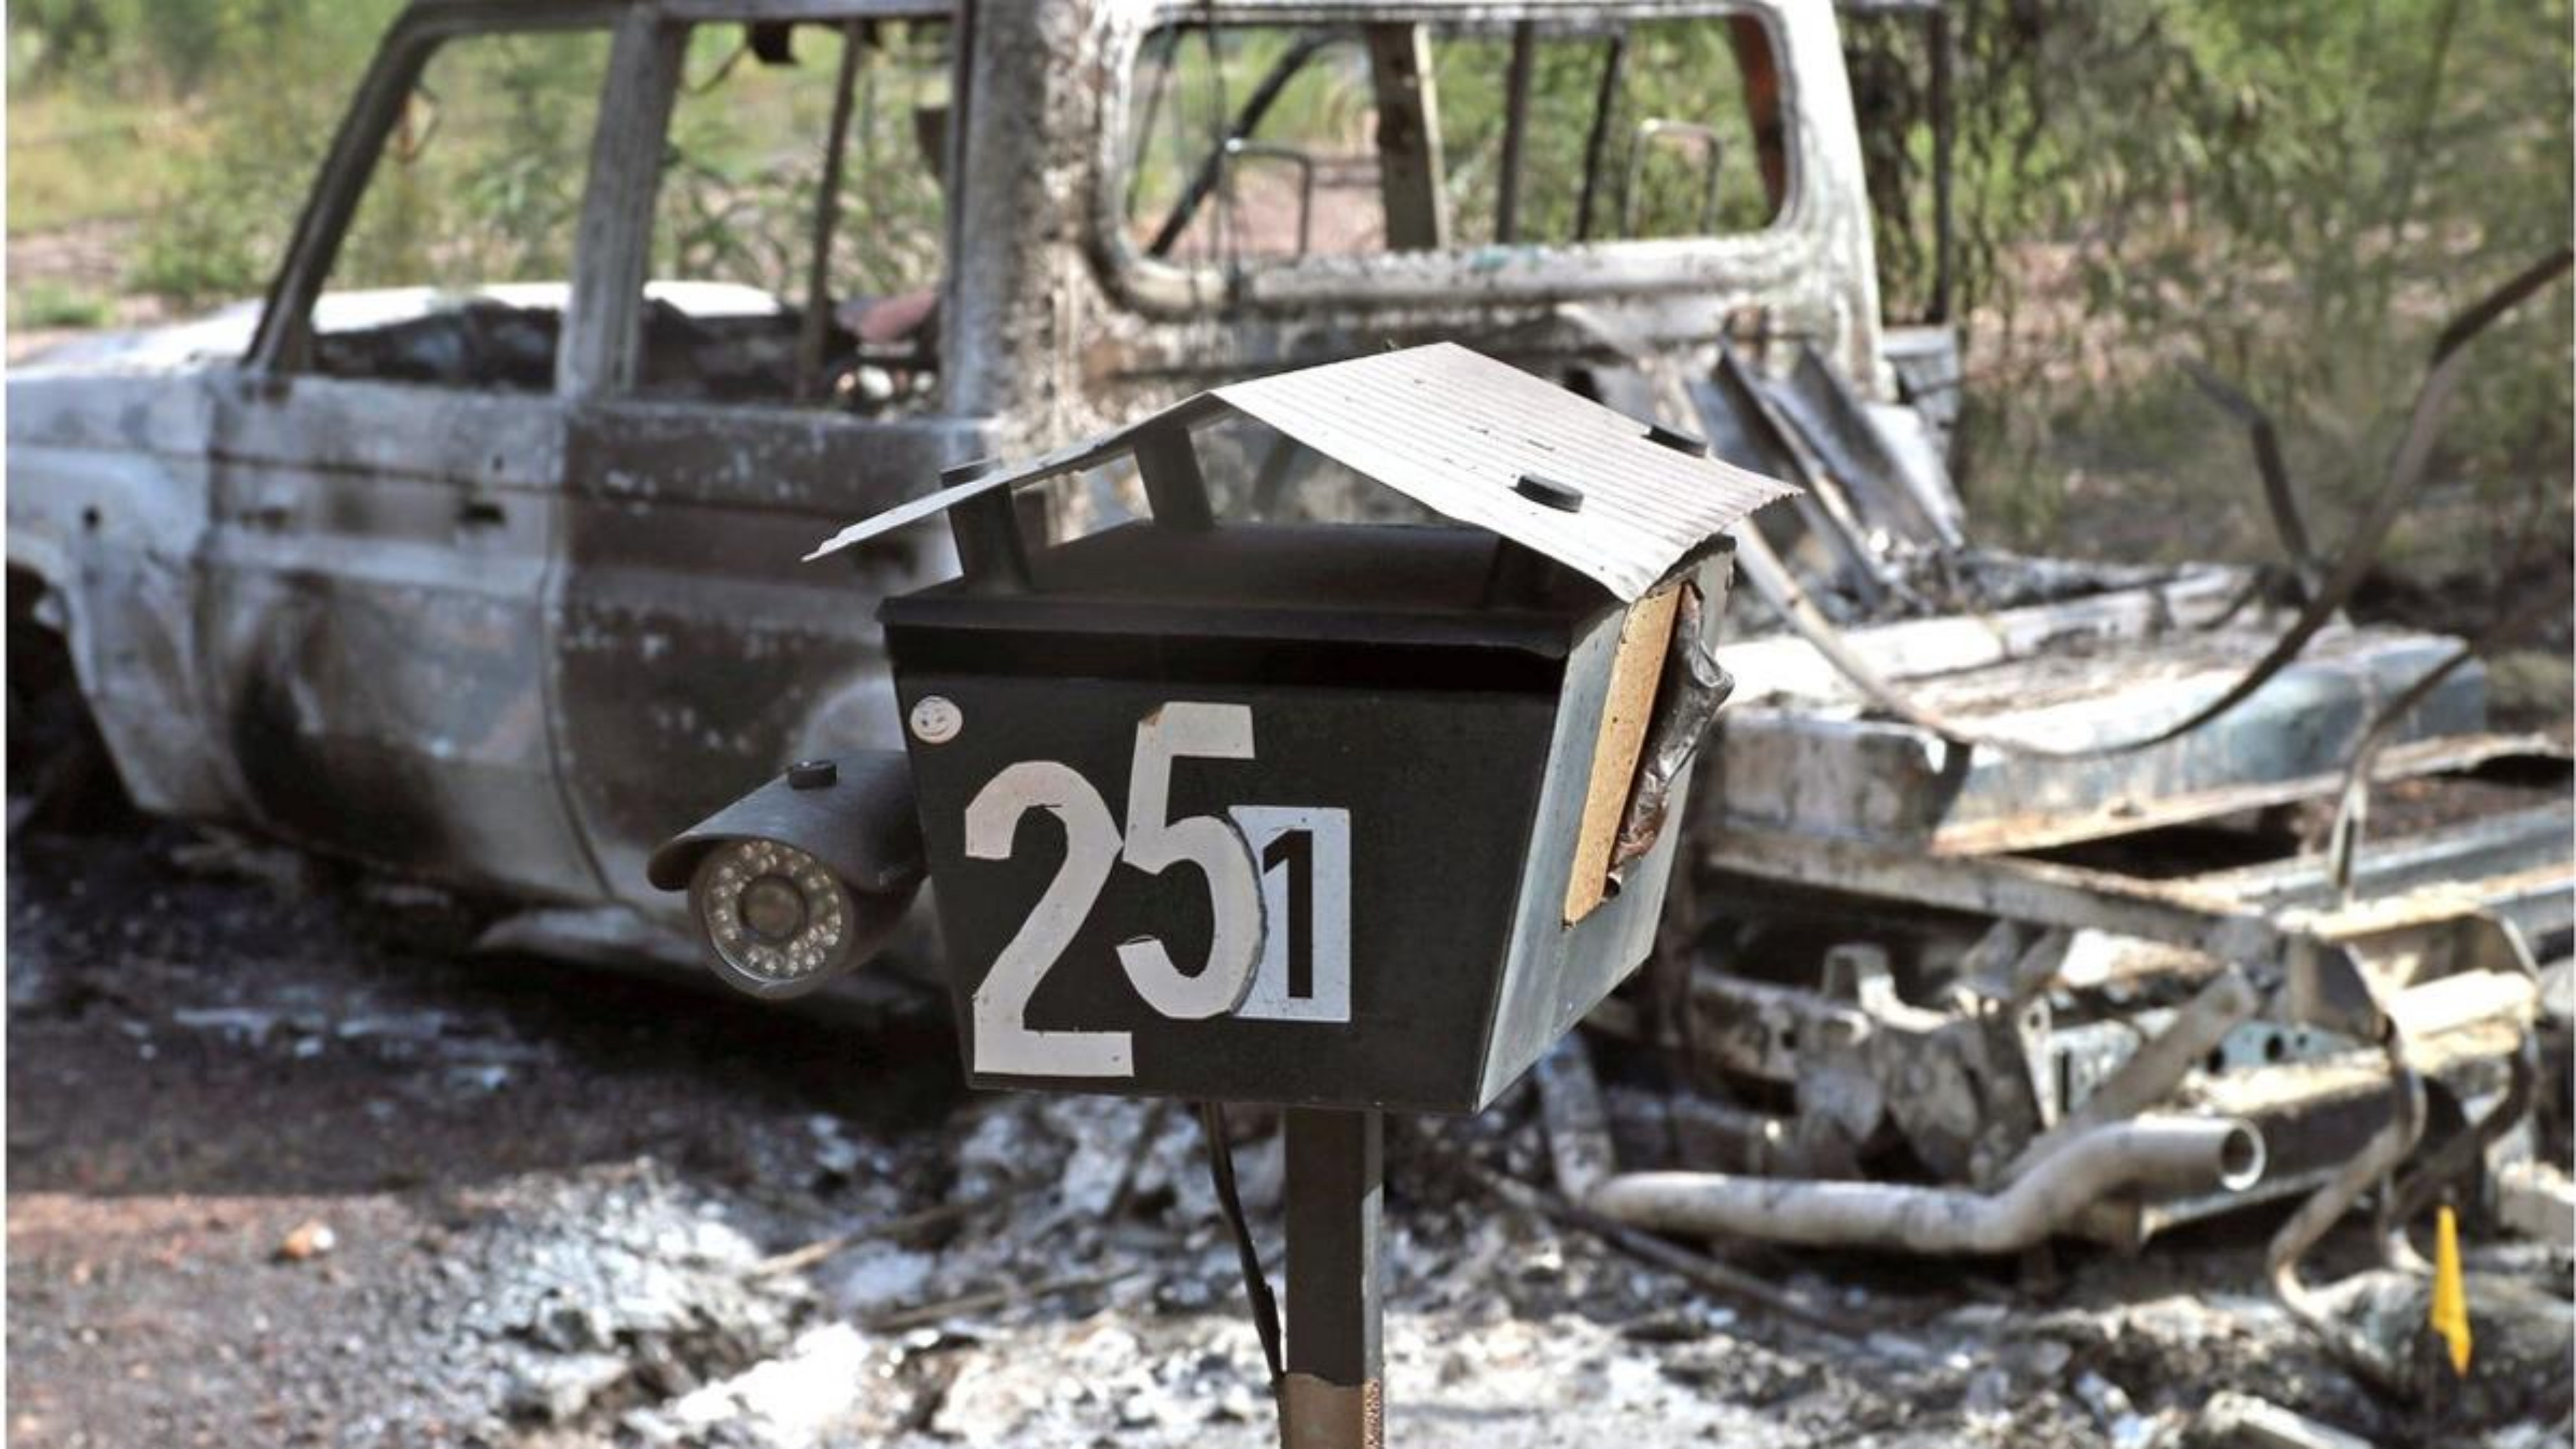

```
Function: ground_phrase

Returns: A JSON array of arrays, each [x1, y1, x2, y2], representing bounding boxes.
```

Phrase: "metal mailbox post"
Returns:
[[658, 344, 1792, 1445]]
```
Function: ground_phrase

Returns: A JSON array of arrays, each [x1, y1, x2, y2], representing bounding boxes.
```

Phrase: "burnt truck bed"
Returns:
[[1719, 566, 2521, 854], [1688, 557, 2567, 1227], [1539, 293, 2572, 1313]]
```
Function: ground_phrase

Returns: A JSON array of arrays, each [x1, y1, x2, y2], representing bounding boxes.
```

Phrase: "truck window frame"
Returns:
[[1091, 0, 1810, 320], [623, 8, 961, 412], [243, 2, 635, 388], [246, 0, 955, 402]]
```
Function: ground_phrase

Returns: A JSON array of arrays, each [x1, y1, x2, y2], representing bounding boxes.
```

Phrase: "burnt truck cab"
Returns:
[[6, 0, 1908, 945]]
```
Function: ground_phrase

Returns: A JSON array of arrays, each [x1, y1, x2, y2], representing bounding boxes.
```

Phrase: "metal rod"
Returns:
[[1134, 424, 1216, 531], [1927, 5, 1955, 324], [2267, 1036, 2427, 1388], [795, 21, 866, 404], [948, 491, 1032, 592], [1363, 23, 1448, 250], [1454, 1142, 1855, 1334], [1282, 1108, 1383, 1449], [940, 454, 1030, 592], [1589, 1115, 2267, 1255], [1700, 346, 1893, 607], [1573, 32, 1627, 242], [1998, 965, 2261, 1186], [1494, 21, 1534, 243], [2382, 1032, 2539, 1271]]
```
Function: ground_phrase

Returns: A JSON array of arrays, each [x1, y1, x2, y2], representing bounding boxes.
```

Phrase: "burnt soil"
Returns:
[[10, 806, 2573, 1449]]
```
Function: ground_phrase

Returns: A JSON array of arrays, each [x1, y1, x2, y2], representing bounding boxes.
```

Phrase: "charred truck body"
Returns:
[[10, 0, 2568, 1311]]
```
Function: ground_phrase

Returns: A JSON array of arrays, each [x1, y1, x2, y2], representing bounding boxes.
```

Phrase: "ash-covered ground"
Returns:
[[8, 817, 2571, 1449]]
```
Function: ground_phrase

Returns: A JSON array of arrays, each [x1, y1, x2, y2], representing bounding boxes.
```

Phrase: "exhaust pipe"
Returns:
[[1998, 965, 2261, 1187], [1587, 1116, 2266, 1256]]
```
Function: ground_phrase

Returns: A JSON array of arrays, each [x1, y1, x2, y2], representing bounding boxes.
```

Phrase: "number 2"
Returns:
[[965, 761, 1130, 1077]]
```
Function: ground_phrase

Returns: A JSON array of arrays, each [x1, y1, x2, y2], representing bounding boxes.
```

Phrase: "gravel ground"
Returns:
[[8, 817, 2571, 1448]]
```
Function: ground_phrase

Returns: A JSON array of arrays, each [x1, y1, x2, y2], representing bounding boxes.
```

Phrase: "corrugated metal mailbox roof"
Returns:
[[808, 342, 1798, 601]]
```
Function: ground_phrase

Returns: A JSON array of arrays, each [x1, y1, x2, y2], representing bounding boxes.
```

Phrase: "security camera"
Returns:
[[647, 752, 925, 1000]]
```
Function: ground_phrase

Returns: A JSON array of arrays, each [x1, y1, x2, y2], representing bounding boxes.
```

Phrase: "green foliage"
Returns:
[[9, 0, 380, 93], [5, 86, 165, 234], [8, 0, 2566, 539], [332, 30, 611, 291], [10, 279, 111, 328], [1846, 0, 2573, 553], [654, 22, 950, 303], [11, 0, 401, 303], [12, 5, 952, 314], [122, 199, 269, 308]]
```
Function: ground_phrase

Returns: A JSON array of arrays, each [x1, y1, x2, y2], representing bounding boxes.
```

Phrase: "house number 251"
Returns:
[[961, 702, 1350, 1078]]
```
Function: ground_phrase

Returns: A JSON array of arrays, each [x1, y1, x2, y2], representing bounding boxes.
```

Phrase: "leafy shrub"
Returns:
[[11, 279, 109, 328], [1848, 0, 2573, 557]]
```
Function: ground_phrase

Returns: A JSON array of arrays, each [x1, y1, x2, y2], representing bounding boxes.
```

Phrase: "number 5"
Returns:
[[1117, 703, 1263, 1019]]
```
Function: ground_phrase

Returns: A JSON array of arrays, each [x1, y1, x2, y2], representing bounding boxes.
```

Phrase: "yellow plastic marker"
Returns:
[[2429, 1204, 2473, 1377]]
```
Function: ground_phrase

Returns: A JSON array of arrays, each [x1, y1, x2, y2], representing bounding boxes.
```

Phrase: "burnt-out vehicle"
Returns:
[[11, 0, 2571, 1320], [8, 0, 1911, 934]]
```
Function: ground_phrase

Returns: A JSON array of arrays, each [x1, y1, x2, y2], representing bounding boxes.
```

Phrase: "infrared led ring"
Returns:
[[688, 837, 862, 1000]]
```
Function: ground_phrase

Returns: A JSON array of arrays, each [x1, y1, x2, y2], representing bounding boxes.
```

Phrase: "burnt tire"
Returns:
[[8, 569, 134, 835]]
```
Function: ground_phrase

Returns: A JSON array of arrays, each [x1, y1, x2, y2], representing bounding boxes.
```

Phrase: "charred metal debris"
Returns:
[[1546, 248, 2576, 1408]]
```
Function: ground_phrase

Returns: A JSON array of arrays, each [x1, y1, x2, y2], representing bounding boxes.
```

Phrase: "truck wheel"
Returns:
[[7, 569, 133, 835]]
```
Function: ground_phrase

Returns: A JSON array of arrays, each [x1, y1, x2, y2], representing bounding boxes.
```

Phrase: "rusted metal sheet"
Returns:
[[6, 374, 231, 820], [554, 401, 987, 913], [1928, 734, 2566, 858], [1718, 563, 2248, 699], [1706, 824, 2294, 962], [201, 371, 599, 900], [2189, 799, 2574, 910], [1716, 621, 2497, 851]]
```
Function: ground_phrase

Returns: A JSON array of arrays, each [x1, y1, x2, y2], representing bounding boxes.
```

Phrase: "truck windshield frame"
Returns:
[[1093, 0, 1808, 319]]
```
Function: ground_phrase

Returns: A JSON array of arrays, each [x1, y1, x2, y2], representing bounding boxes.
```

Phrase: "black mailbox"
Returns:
[[806, 345, 1793, 1113]]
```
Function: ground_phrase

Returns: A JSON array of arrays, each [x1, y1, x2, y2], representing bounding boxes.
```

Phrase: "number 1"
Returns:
[[1264, 829, 1313, 1000], [1231, 806, 1351, 1023]]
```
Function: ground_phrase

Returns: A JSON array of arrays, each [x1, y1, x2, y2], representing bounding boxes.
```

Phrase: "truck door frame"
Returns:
[[205, 1, 639, 900], [543, 2, 988, 921]]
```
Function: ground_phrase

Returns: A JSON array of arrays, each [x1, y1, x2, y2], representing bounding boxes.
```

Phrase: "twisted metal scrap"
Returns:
[[1727, 245, 2572, 760], [2265, 1027, 2427, 1391]]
